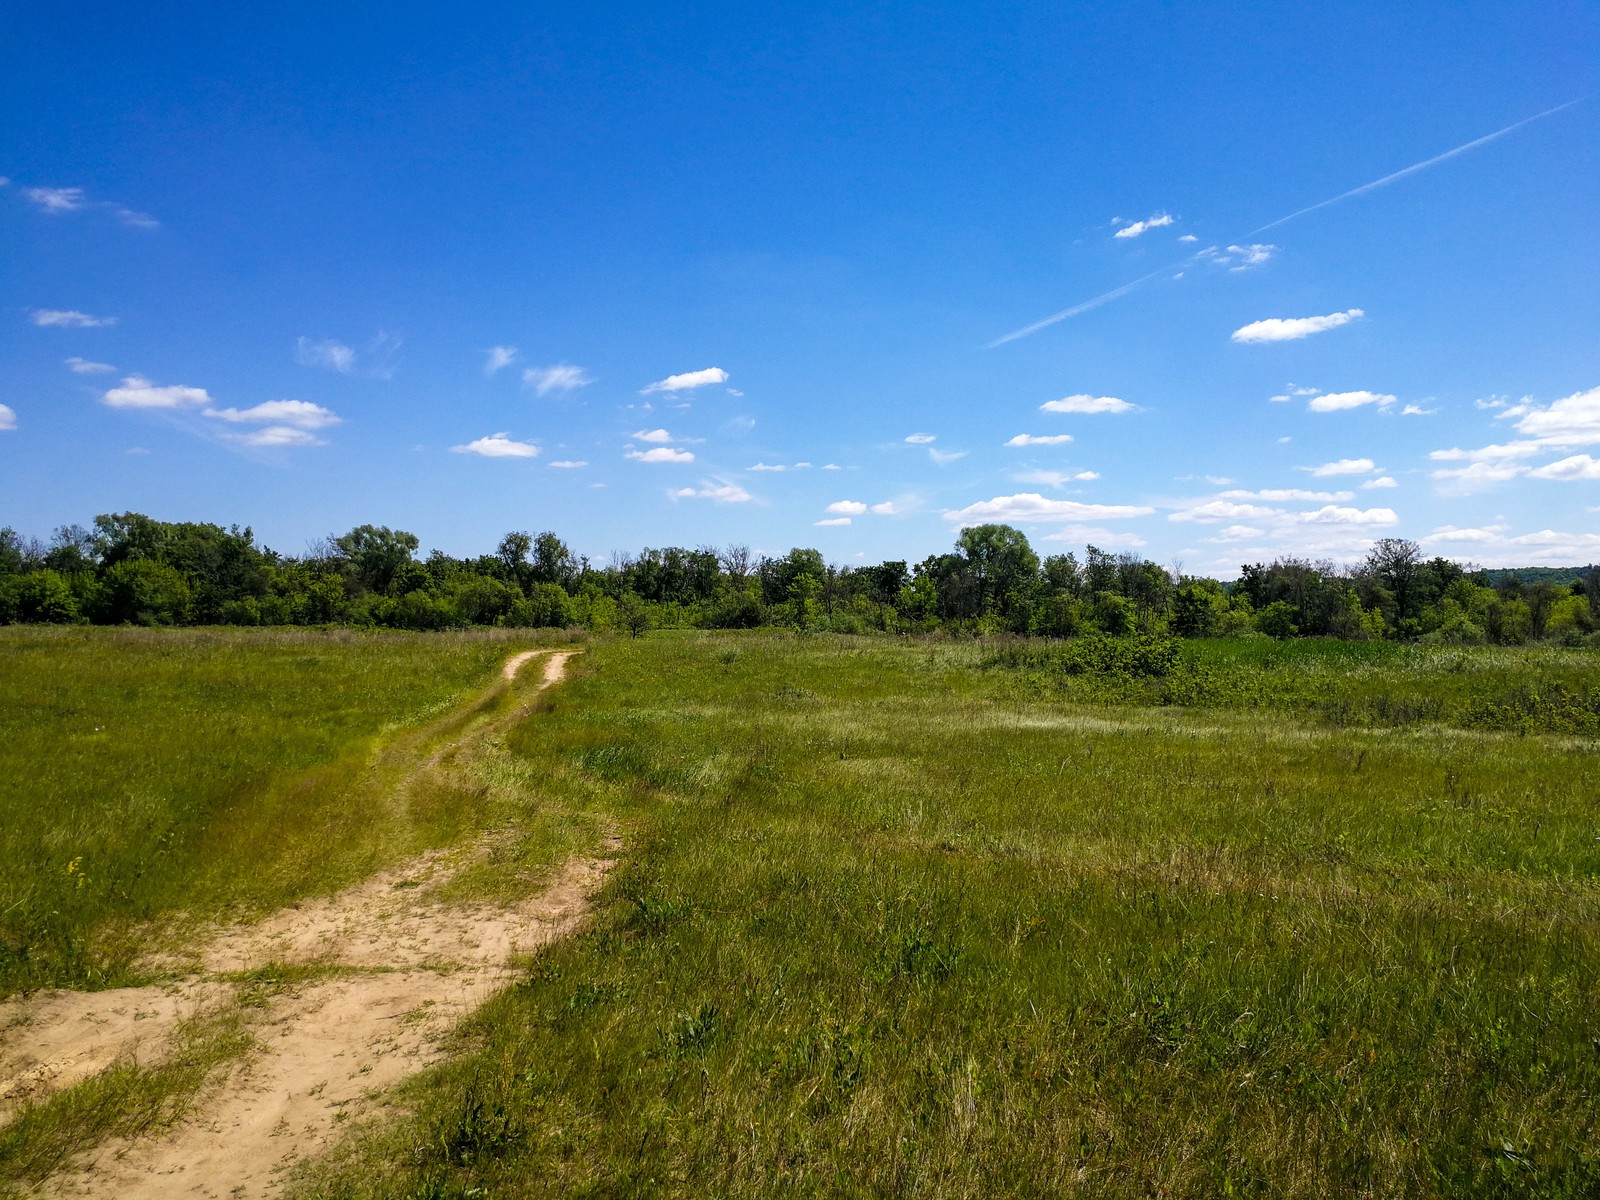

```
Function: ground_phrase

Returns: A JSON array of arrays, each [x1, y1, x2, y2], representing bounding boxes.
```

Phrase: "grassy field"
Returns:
[[4, 630, 1599, 1196], [284, 633, 1600, 1198], [0, 625, 577, 997]]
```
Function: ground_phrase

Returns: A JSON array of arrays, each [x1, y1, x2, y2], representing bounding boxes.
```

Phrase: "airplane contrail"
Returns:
[[1247, 96, 1587, 235], [987, 97, 1587, 347]]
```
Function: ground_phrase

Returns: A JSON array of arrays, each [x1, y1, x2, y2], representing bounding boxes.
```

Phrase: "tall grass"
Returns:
[[289, 633, 1600, 1198], [0, 625, 564, 996]]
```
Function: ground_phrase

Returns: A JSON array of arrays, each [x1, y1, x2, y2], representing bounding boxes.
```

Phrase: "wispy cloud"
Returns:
[[826, 500, 867, 515], [942, 493, 1154, 525], [453, 432, 541, 458], [1421, 522, 1600, 567], [670, 482, 752, 503], [1363, 476, 1399, 489], [928, 448, 967, 466], [632, 428, 674, 444], [223, 426, 325, 449], [523, 363, 592, 395], [1307, 390, 1396, 413], [627, 446, 695, 463], [746, 461, 812, 472], [1039, 394, 1135, 415], [1005, 433, 1074, 446], [203, 400, 341, 430], [1113, 212, 1174, 239], [0, 404, 16, 432], [1219, 488, 1354, 502], [1304, 457, 1377, 477], [64, 356, 116, 374], [1232, 309, 1364, 343], [1429, 461, 1525, 493], [642, 367, 728, 394], [102, 375, 212, 410], [295, 337, 356, 373], [1200, 243, 1277, 271], [904, 432, 937, 444], [1429, 442, 1542, 463], [484, 346, 518, 375], [26, 186, 86, 213], [1011, 469, 1099, 488], [548, 459, 588, 469], [32, 309, 116, 328]]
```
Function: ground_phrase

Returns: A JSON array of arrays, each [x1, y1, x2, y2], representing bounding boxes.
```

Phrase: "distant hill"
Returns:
[[1479, 566, 1595, 588]]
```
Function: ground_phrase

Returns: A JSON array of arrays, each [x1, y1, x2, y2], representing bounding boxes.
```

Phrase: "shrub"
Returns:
[[99, 560, 192, 625]]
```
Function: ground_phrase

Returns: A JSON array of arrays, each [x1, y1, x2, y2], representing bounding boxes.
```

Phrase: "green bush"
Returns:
[[99, 560, 192, 625]]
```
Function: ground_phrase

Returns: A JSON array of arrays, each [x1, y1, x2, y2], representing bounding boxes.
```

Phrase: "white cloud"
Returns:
[[1277, 436, 1293, 443], [1363, 476, 1399, 489], [1506, 385, 1600, 445], [1219, 488, 1353, 502], [1231, 309, 1364, 344], [204, 400, 341, 429], [1401, 404, 1437, 416], [747, 461, 813, 472], [548, 459, 588, 468], [523, 363, 592, 395], [1039, 394, 1135, 415], [928, 448, 967, 466], [0, 404, 15, 431], [1113, 212, 1174, 239], [1039, 525, 1148, 548], [1307, 390, 1396, 413], [102, 375, 212, 410], [1529, 454, 1600, 481], [904, 432, 937, 444], [632, 428, 674, 443], [1005, 433, 1074, 446], [24, 186, 154, 227], [1298, 504, 1397, 526], [822, 463, 842, 470], [827, 500, 868, 515], [1200, 243, 1277, 271], [453, 432, 540, 458], [1421, 523, 1600, 567], [1178, 234, 1198, 243], [627, 446, 694, 463], [1305, 458, 1376, 477], [26, 187, 87, 212], [1011, 469, 1099, 488], [642, 367, 728, 394], [64, 356, 115, 373], [1428, 442, 1542, 463], [295, 338, 356, 373], [943, 493, 1154, 525], [1430, 461, 1525, 493], [484, 346, 518, 375], [815, 517, 852, 526], [32, 309, 116, 328], [870, 501, 899, 515], [670, 483, 752, 503], [223, 425, 324, 449], [1170, 500, 1281, 523]]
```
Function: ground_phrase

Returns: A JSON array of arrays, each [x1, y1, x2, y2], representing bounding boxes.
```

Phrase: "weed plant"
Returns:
[[291, 633, 1600, 1198]]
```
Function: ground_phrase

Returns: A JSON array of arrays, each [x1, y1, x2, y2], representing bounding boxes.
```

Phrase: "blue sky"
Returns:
[[3, 2, 1597, 572]]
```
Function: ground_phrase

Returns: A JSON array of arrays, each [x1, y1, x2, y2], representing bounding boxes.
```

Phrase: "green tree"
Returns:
[[333, 525, 420, 595], [100, 560, 193, 625], [955, 524, 1039, 615], [8, 570, 79, 623]]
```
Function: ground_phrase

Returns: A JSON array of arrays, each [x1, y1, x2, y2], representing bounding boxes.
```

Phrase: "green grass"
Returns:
[[6, 629, 1599, 1196], [992, 635, 1600, 735], [280, 633, 1600, 1198], [0, 625, 576, 996]]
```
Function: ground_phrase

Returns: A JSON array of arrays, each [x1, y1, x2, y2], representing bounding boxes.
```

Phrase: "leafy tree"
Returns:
[[618, 592, 652, 637], [333, 525, 419, 595], [8, 570, 79, 623], [956, 524, 1039, 615], [101, 560, 192, 625], [1363, 538, 1423, 628], [530, 531, 580, 590], [1256, 600, 1299, 639]]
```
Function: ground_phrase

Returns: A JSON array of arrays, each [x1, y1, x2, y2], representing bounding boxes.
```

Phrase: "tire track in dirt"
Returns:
[[1, 649, 610, 1198]]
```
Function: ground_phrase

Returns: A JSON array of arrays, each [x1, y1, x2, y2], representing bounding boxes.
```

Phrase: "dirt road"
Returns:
[[0, 648, 608, 1198]]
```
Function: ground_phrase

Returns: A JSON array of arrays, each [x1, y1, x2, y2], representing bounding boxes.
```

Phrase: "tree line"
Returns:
[[2, 513, 1597, 645]]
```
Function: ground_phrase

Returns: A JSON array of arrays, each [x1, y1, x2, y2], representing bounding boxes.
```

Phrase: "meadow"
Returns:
[[3, 629, 1599, 1196], [0, 625, 576, 998]]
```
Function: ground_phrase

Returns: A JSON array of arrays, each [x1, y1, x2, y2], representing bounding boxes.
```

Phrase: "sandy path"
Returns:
[[1, 648, 609, 1198]]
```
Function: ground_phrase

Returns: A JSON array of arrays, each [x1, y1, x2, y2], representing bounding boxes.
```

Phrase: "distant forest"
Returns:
[[3, 513, 1597, 645]]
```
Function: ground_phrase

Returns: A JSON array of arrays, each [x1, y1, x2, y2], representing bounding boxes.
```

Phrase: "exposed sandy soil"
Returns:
[[0, 648, 611, 1199]]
